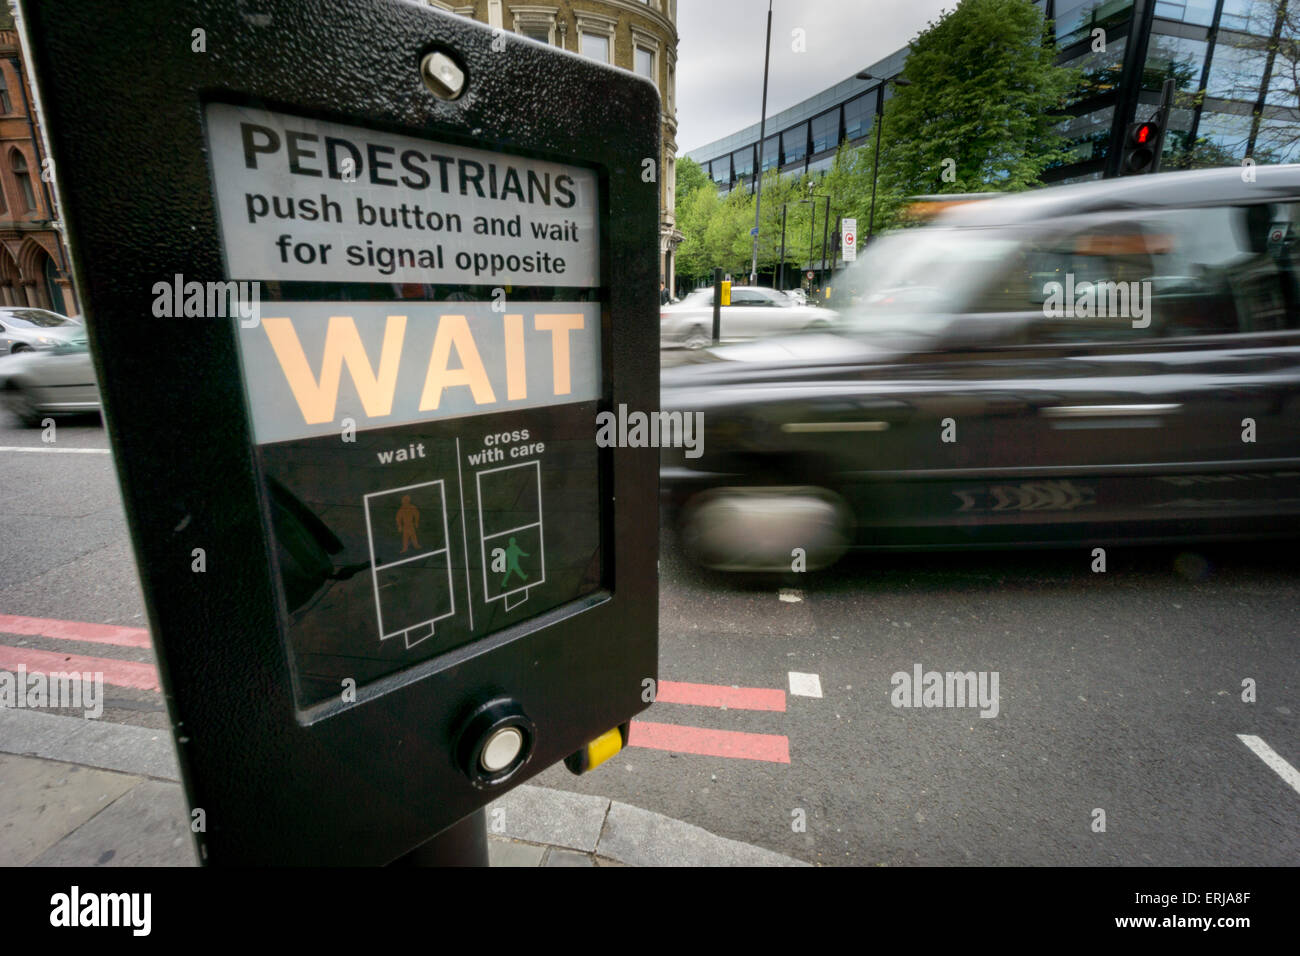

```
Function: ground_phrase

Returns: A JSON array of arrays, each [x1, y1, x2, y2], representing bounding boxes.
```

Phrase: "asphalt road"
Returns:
[[1, 409, 1296, 865]]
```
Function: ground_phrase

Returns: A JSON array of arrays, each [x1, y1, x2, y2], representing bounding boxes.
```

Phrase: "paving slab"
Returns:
[[486, 837, 545, 867], [543, 847, 596, 867], [487, 783, 609, 852], [597, 800, 810, 867], [0, 754, 138, 865], [31, 779, 197, 867]]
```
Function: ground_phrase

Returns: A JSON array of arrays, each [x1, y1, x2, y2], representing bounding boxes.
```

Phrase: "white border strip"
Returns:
[[0, 446, 110, 454]]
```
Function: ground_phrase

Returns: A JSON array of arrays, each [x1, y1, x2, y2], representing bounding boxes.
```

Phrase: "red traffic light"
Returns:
[[1132, 122, 1157, 146]]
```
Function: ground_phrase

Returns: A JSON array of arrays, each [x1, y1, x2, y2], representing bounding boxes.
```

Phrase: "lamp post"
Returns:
[[749, 0, 774, 285], [856, 71, 911, 240]]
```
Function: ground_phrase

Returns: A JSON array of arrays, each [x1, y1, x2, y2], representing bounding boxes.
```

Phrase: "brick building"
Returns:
[[0, 8, 76, 314], [431, 0, 682, 290]]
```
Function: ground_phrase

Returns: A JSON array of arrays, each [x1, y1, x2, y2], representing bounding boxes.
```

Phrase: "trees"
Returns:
[[868, 0, 1078, 230], [673, 0, 1079, 276]]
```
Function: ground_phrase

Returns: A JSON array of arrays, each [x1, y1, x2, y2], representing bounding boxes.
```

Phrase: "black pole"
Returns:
[[778, 204, 787, 291], [390, 808, 489, 866], [1104, 0, 1156, 178], [808, 199, 815, 290], [712, 266, 722, 343], [1150, 77, 1174, 174], [749, 0, 773, 285], [820, 198, 830, 294], [868, 83, 884, 239]]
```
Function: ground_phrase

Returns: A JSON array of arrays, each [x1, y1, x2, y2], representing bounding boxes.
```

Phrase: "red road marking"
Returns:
[[0, 645, 159, 691], [629, 720, 790, 764], [656, 679, 785, 712], [0, 614, 150, 649]]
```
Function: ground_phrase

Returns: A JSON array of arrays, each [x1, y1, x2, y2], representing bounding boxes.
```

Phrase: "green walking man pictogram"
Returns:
[[501, 536, 530, 587]]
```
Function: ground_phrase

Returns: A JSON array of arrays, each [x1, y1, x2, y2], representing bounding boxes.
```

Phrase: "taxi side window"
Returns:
[[1141, 203, 1300, 337], [1008, 204, 1300, 344]]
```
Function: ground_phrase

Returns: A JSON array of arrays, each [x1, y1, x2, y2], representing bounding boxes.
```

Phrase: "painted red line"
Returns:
[[0, 613, 150, 649], [629, 720, 790, 764], [0, 645, 159, 691], [656, 679, 786, 712]]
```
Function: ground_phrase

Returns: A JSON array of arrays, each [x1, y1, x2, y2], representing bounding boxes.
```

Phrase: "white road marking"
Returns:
[[1238, 734, 1300, 795], [778, 588, 802, 603], [788, 672, 822, 698], [0, 445, 110, 454]]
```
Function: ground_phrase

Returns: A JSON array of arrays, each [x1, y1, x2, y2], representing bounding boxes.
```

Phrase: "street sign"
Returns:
[[842, 218, 857, 262], [22, 0, 659, 864], [806, 270, 815, 281]]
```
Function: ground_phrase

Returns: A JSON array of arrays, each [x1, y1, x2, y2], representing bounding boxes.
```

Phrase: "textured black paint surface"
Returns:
[[21, 0, 659, 864]]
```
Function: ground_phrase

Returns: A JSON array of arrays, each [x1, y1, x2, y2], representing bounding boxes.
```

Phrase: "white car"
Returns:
[[0, 308, 84, 354], [660, 286, 837, 349], [0, 334, 100, 426]]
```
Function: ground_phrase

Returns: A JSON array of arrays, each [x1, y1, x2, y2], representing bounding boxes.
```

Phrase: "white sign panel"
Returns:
[[205, 104, 600, 287], [841, 217, 857, 262], [236, 301, 601, 445]]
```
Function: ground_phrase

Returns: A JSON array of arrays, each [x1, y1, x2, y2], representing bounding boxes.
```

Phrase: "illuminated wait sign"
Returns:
[[237, 302, 600, 444]]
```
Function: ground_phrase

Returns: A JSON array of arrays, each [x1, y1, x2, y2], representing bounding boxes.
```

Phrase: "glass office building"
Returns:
[[686, 0, 1298, 191]]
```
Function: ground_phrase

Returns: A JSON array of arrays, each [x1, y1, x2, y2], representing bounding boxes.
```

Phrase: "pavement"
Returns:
[[0, 706, 807, 867]]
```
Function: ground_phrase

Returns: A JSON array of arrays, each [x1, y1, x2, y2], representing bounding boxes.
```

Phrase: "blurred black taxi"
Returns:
[[661, 165, 1300, 571]]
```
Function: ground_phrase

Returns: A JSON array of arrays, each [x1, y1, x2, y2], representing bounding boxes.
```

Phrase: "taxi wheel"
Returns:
[[682, 325, 710, 350], [679, 485, 852, 573], [3, 385, 41, 428]]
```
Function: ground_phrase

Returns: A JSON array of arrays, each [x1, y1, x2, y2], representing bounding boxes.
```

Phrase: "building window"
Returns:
[[732, 146, 754, 180], [810, 109, 839, 154], [1153, 0, 1214, 26], [1219, 0, 1274, 34], [781, 123, 808, 164], [577, 14, 616, 64], [760, 134, 779, 170], [512, 5, 559, 45], [1207, 41, 1267, 101], [0, 75, 10, 115], [1063, 36, 1127, 104], [843, 93, 873, 141], [11, 150, 36, 212], [1054, 0, 1134, 48], [635, 46, 654, 81], [581, 33, 610, 62], [1053, 105, 1116, 166], [1141, 35, 1207, 93]]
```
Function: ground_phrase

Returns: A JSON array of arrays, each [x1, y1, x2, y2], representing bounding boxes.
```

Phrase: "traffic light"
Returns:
[[1119, 119, 1163, 176]]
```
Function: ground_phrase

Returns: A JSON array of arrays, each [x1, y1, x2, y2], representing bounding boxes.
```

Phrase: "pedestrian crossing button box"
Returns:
[[23, 0, 660, 864]]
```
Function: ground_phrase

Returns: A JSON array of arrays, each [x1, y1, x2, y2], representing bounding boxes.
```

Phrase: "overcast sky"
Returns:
[[675, 0, 955, 155]]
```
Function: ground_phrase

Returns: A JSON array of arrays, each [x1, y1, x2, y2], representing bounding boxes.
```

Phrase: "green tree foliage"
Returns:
[[871, 0, 1078, 230], [674, 156, 712, 215]]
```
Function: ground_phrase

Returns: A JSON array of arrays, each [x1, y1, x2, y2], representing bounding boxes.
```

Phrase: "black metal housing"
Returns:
[[20, 0, 659, 864]]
